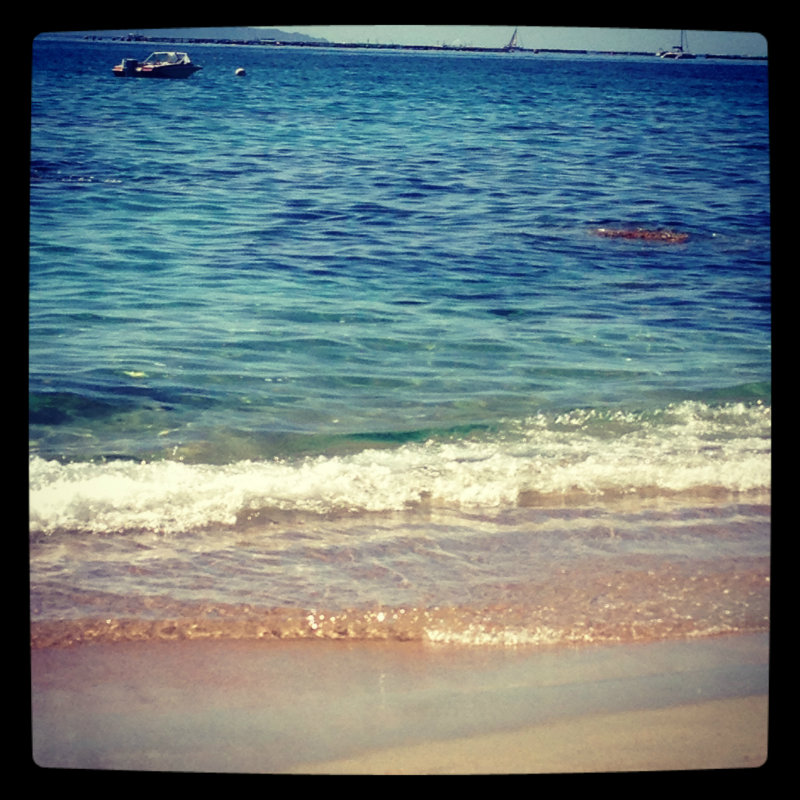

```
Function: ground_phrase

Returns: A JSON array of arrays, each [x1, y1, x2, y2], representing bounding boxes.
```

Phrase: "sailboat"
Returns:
[[657, 30, 696, 59], [504, 28, 520, 52]]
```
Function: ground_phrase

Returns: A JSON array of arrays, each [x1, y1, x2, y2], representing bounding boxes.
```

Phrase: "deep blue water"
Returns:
[[29, 36, 770, 645]]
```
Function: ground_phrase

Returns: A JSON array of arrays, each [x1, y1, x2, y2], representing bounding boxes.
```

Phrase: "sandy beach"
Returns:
[[295, 695, 767, 774], [31, 631, 768, 774]]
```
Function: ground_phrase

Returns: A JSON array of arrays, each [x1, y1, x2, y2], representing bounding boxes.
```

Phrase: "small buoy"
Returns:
[[235, 67, 246, 76]]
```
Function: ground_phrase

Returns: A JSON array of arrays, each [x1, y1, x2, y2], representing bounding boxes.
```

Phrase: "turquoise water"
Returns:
[[29, 36, 770, 647]]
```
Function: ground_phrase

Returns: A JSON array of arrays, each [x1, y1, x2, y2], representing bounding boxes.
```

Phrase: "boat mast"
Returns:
[[505, 28, 519, 51]]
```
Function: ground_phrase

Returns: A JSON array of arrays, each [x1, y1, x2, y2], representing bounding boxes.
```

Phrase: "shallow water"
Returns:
[[30, 36, 770, 648]]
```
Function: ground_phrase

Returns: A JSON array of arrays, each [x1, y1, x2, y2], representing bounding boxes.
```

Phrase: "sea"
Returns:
[[29, 35, 770, 649]]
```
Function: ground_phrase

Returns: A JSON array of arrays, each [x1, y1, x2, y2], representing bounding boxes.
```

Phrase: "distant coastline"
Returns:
[[41, 29, 767, 61]]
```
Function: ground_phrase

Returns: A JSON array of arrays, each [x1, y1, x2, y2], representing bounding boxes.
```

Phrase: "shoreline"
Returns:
[[31, 631, 768, 774], [39, 31, 768, 61]]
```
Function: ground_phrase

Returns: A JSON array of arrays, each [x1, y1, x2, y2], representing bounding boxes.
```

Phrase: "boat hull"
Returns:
[[112, 64, 202, 78], [112, 56, 202, 79]]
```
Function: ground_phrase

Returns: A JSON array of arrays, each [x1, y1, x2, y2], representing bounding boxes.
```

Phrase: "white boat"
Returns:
[[504, 28, 520, 52], [657, 30, 696, 59], [112, 52, 203, 78]]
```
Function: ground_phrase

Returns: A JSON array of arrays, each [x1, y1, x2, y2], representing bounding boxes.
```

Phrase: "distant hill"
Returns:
[[42, 27, 328, 44]]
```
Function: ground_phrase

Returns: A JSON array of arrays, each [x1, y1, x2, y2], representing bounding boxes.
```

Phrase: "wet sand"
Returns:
[[31, 632, 768, 774]]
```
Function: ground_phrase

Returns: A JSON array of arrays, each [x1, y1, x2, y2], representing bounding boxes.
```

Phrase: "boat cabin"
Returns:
[[142, 52, 193, 66]]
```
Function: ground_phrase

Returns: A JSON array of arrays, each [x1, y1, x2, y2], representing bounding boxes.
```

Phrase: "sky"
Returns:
[[269, 26, 768, 57]]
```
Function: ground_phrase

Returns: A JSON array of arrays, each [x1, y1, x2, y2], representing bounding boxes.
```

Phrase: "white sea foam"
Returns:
[[29, 402, 770, 536]]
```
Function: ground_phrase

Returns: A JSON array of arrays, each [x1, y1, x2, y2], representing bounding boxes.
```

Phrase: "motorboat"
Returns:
[[112, 52, 202, 78]]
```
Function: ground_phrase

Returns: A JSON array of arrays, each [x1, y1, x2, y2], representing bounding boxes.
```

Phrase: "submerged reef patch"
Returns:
[[592, 227, 690, 243]]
